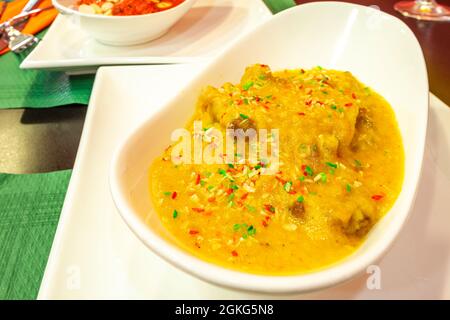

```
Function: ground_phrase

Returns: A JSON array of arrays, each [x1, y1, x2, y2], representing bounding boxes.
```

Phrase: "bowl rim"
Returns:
[[109, 1, 429, 294], [52, 0, 195, 19]]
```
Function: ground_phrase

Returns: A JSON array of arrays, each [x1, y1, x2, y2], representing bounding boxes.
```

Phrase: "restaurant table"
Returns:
[[0, 0, 448, 299]]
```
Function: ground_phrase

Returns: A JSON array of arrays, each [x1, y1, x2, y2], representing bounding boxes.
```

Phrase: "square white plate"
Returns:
[[38, 64, 450, 299], [20, 0, 271, 73]]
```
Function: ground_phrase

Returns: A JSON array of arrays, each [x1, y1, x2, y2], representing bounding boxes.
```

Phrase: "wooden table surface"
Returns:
[[296, 0, 450, 105]]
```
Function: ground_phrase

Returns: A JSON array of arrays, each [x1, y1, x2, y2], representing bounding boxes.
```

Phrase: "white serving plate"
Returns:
[[109, 2, 428, 294], [39, 64, 450, 299], [20, 0, 271, 73]]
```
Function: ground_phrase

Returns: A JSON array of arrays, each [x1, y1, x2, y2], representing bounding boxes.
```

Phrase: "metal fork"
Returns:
[[2, 0, 41, 53], [4, 21, 39, 53]]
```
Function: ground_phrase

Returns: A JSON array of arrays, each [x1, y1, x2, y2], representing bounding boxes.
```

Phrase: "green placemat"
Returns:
[[0, 170, 72, 300], [0, 30, 95, 109]]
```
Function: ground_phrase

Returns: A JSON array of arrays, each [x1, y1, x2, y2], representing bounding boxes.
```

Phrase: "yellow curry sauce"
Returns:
[[149, 64, 404, 275]]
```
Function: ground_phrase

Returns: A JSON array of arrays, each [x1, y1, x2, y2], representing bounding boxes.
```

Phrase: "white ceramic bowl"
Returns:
[[52, 0, 196, 46], [110, 2, 428, 294]]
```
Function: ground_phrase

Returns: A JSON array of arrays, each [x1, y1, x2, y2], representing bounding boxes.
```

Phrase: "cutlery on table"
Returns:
[[0, 0, 45, 53]]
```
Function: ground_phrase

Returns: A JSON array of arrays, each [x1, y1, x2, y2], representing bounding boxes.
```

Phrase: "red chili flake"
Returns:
[[241, 193, 249, 200], [305, 88, 313, 95], [189, 229, 199, 235], [262, 220, 268, 227], [352, 93, 357, 99], [195, 174, 201, 185], [372, 195, 384, 201], [207, 197, 216, 203], [192, 207, 205, 213], [288, 190, 297, 195], [301, 165, 306, 170], [171, 192, 177, 199], [231, 250, 238, 257], [262, 104, 270, 110], [237, 99, 243, 105], [255, 96, 261, 102], [344, 103, 353, 107], [275, 176, 286, 184], [298, 112, 306, 116], [264, 204, 276, 214], [226, 188, 234, 195], [265, 215, 271, 221], [298, 84, 303, 89]]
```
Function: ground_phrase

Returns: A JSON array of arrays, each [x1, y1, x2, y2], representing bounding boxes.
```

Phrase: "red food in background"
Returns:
[[77, 0, 185, 16]]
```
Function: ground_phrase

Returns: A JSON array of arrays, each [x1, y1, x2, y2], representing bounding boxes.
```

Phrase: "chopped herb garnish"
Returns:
[[266, 95, 273, 99], [284, 181, 293, 192], [163, 191, 172, 196], [228, 163, 235, 169], [299, 176, 306, 182], [233, 224, 241, 231], [297, 195, 304, 203], [228, 193, 235, 201], [346, 184, 352, 192], [246, 205, 256, 212], [230, 184, 239, 190], [200, 180, 206, 187], [218, 168, 227, 175], [322, 91, 328, 95], [338, 107, 344, 113], [331, 104, 337, 110], [305, 165, 314, 176], [207, 185, 214, 191], [243, 98, 249, 105], [172, 210, 178, 218], [354, 159, 362, 167], [321, 172, 327, 183], [243, 81, 254, 91], [254, 164, 262, 170], [247, 225, 256, 236], [239, 113, 249, 119], [259, 74, 267, 80], [325, 162, 338, 169]]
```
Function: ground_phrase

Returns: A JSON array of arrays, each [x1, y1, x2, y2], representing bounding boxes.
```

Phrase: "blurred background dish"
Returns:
[[52, 0, 196, 45]]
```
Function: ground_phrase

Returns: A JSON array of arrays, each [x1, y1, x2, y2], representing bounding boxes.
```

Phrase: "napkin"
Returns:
[[0, 0, 58, 55]]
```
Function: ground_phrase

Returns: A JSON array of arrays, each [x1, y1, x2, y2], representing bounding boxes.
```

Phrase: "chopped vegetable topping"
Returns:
[[172, 210, 178, 218], [346, 184, 352, 192], [372, 194, 384, 201], [243, 81, 254, 91], [239, 113, 249, 119], [284, 181, 293, 192], [297, 195, 304, 203], [325, 162, 338, 169], [305, 165, 314, 176]]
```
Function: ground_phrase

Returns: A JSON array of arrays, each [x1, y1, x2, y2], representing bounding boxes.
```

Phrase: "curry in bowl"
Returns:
[[149, 64, 404, 275]]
